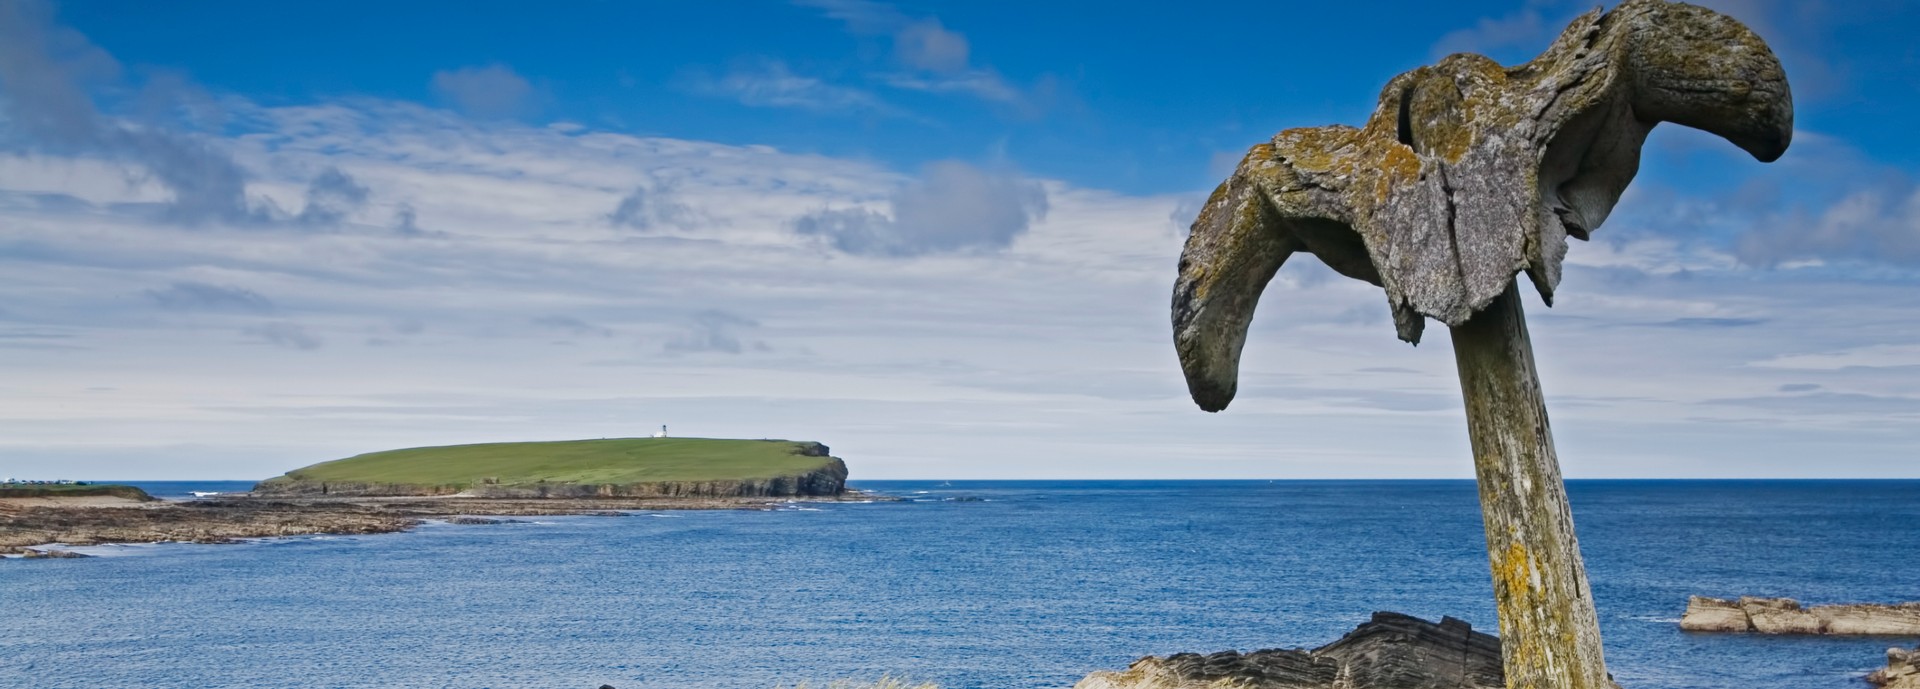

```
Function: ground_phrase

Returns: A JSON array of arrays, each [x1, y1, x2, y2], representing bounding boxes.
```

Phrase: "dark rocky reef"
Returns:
[[1074, 612, 1509, 689], [1680, 596, 1920, 636], [0, 499, 417, 551]]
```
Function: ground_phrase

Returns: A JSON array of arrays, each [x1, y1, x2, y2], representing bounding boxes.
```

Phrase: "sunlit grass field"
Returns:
[[265, 437, 834, 488]]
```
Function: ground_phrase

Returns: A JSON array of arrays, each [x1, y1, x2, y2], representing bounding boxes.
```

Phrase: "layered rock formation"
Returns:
[[0, 499, 416, 550], [1870, 646, 1920, 689], [1679, 596, 1920, 635], [1074, 612, 1506, 689], [460, 457, 847, 499]]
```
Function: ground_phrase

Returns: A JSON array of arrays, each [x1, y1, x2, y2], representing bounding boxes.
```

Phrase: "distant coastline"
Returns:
[[1, 437, 871, 558]]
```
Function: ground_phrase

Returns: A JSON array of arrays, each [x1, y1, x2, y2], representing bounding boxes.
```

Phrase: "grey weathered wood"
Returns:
[[1450, 283, 1609, 689]]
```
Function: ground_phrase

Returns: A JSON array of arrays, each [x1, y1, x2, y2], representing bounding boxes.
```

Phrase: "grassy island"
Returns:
[[254, 437, 848, 498], [0, 483, 155, 501]]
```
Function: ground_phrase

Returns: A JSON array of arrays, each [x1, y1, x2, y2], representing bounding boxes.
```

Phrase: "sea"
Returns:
[[3, 480, 1916, 689]]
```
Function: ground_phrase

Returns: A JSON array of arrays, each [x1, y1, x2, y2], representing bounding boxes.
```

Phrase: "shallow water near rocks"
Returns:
[[4, 480, 1916, 689]]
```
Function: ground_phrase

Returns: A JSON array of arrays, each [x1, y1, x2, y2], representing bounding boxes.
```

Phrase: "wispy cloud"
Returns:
[[0, 0, 254, 225], [0, 80, 1913, 479], [531, 315, 614, 339], [243, 321, 323, 350], [687, 59, 890, 113], [608, 183, 696, 231], [1429, 0, 1563, 60], [1735, 178, 1920, 266], [663, 309, 766, 354], [793, 160, 1046, 256], [144, 281, 275, 313], [295, 167, 371, 227], [794, 0, 1048, 114], [1751, 345, 1920, 371], [879, 70, 1020, 104], [430, 63, 534, 118]]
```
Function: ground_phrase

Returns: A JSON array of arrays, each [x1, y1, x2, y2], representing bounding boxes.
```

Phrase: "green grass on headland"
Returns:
[[266, 437, 836, 489], [0, 484, 155, 500]]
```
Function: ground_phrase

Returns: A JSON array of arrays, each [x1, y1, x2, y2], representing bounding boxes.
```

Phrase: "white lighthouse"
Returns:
[[652, 424, 668, 438]]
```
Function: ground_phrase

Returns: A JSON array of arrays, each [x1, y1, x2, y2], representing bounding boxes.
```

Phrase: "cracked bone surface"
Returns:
[[1167, 2, 1791, 689], [1171, 0, 1792, 412]]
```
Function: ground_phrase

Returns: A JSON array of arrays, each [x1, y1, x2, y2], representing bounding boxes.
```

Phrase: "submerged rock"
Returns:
[[1680, 596, 1920, 636], [1074, 612, 1506, 689], [1870, 647, 1920, 689], [22, 548, 90, 559]]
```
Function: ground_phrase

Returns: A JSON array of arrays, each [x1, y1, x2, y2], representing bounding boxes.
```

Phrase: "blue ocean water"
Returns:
[[121, 480, 259, 501], [2, 480, 1916, 689]]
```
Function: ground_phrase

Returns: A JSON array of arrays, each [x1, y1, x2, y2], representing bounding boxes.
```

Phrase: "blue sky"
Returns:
[[2, 0, 1918, 479]]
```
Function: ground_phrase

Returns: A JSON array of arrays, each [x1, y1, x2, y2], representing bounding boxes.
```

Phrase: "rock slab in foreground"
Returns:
[[1680, 596, 1920, 636], [1074, 612, 1504, 689], [1871, 646, 1920, 689]]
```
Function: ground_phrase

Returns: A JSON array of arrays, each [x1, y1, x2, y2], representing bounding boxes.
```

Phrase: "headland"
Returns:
[[2, 437, 866, 557]]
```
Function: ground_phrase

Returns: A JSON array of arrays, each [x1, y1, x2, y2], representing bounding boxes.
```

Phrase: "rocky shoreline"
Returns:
[[0, 489, 885, 558], [1872, 646, 1920, 689], [1680, 596, 1920, 636], [1073, 612, 1522, 689]]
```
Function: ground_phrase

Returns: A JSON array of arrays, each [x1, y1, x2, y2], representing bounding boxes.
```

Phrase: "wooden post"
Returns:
[[1449, 283, 1612, 689]]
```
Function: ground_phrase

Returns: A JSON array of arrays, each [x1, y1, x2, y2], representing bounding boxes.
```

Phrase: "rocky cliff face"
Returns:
[[462, 458, 848, 499], [1074, 612, 1508, 689], [253, 454, 849, 499], [1680, 596, 1920, 635], [1870, 646, 1920, 689]]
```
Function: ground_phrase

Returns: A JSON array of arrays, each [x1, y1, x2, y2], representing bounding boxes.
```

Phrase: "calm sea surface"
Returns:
[[3, 480, 1917, 689]]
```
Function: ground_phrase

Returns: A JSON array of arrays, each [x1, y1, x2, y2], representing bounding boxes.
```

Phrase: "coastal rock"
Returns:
[[22, 548, 91, 558], [1676, 596, 1749, 632], [1679, 596, 1920, 635], [446, 516, 525, 525], [1869, 646, 1920, 689], [1073, 612, 1506, 689]]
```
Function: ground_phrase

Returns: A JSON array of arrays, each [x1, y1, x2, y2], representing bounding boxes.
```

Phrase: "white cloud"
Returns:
[[795, 0, 1046, 113], [689, 60, 891, 113], [1429, 0, 1560, 60], [0, 0, 254, 224], [243, 321, 323, 350], [144, 281, 275, 313], [1751, 345, 1920, 371], [1736, 181, 1920, 266], [793, 160, 1046, 256], [0, 94, 1916, 479], [430, 64, 534, 118], [893, 19, 970, 73]]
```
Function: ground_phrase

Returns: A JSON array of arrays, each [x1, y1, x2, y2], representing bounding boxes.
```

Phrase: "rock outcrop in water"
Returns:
[[1073, 612, 1507, 689], [1871, 646, 1920, 689], [1679, 596, 1920, 635]]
